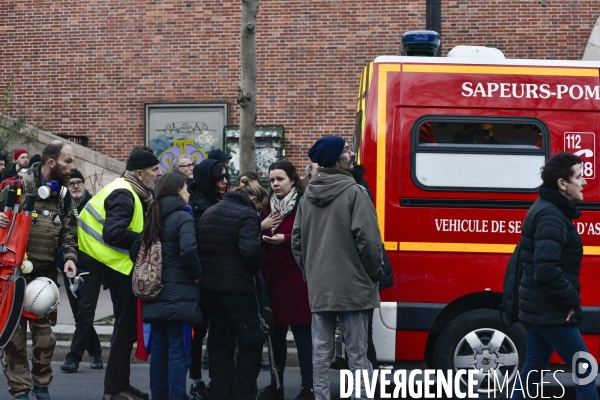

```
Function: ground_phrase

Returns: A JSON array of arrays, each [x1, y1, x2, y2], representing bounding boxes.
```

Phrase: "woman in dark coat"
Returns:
[[187, 158, 229, 399], [512, 152, 597, 400], [197, 178, 268, 400], [258, 160, 313, 400], [131, 172, 202, 400]]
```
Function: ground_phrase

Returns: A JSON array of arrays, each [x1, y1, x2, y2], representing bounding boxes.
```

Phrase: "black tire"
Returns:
[[433, 309, 527, 399]]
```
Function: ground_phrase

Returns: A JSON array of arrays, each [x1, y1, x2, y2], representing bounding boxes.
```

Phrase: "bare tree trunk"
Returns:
[[238, 0, 259, 174]]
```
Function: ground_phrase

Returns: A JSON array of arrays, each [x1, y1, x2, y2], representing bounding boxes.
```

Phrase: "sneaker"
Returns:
[[257, 383, 284, 400], [14, 394, 29, 400], [189, 382, 210, 399], [294, 387, 315, 400], [60, 357, 78, 373], [32, 386, 51, 400], [201, 352, 209, 369], [90, 356, 103, 369], [126, 385, 149, 400], [260, 356, 271, 371]]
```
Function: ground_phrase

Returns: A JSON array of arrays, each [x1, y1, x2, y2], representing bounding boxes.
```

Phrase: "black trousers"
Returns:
[[189, 303, 208, 380], [100, 265, 138, 395], [203, 290, 264, 400], [62, 269, 103, 362]]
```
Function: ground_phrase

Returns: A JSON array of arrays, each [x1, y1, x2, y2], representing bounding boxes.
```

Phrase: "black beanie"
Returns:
[[126, 149, 159, 171], [71, 169, 84, 182], [308, 136, 346, 168]]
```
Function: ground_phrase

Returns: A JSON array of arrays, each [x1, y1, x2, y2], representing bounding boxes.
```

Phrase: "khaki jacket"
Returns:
[[292, 168, 383, 312]]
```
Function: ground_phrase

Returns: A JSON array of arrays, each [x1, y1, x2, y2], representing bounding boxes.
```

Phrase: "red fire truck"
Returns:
[[350, 32, 600, 394]]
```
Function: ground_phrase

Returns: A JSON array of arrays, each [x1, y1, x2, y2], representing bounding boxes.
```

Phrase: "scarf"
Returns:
[[123, 171, 153, 204], [71, 189, 91, 217], [270, 187, 297, 227]]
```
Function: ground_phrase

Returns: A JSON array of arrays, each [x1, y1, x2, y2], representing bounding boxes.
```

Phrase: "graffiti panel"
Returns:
[[145, 103, 228, 172]]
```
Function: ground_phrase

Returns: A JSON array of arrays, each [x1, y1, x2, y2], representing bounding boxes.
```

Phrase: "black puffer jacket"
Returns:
[[197, 191, 261, 293], [189, 181, 217, 223], [131, 196, 202, 325], [518, 185, 582, 326]]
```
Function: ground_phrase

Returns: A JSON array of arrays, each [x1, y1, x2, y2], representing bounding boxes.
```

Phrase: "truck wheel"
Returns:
[[433, 309, 527, 398]]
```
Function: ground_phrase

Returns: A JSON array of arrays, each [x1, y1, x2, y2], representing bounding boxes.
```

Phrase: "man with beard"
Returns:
[[2, 149, 29, 181], [0, 140, 78, 400], [60, 169, 104, 374], [292, 136, 384, 400], [77, 148, 161, 400]]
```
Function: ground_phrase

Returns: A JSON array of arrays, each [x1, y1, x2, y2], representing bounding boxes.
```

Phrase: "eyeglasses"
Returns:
[[68, 180, 84, 188], [216, 173, 230, 182], [177, 163, 194, 169]]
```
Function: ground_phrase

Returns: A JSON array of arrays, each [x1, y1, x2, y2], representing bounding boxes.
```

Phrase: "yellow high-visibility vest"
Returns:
[[77, 178, 144, 275]]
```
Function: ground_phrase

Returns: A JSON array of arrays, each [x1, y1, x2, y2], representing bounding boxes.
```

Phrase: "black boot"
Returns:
[[257, 383, 284, 400], [60, 357, 79, 373]]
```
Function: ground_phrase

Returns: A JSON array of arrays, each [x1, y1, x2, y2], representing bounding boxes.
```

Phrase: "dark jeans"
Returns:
[[150, 322, 190, 400], [511, 324, 599, 400], [271, 323, 313, 389], [101, 265, 138, 395], [62, 269, 102, 362], [189, 303, 208, 381], [203, 290, 264, 400]]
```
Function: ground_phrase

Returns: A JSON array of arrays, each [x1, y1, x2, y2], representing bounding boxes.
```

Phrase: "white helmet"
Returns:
[[23, 278, 59, 318]]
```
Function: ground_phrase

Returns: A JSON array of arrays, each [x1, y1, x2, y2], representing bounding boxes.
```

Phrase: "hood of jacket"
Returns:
[[305, 168, 356, 207], [222, 190, 257, 210], [159, 196, 187, 219], [191, 159, 222, 205]]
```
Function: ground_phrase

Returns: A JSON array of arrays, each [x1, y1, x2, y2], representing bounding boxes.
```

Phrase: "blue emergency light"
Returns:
[[401, 30, 441, 57]]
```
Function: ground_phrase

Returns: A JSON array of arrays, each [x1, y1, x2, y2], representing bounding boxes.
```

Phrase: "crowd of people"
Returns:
[[0, 137, 596, 400], [0, 136, 389, 400]]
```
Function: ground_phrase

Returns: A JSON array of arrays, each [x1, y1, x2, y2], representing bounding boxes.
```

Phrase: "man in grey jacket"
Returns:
[[292, 136, 384, 399]]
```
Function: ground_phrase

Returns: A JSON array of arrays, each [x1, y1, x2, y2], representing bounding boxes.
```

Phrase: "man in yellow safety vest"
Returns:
[[77, 148, 161, 400]]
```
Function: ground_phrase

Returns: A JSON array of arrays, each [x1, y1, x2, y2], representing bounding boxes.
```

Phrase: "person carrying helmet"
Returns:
[[77, 147, 161, 400], [60, 169, 104, 374], [0, 140, 78, 400]]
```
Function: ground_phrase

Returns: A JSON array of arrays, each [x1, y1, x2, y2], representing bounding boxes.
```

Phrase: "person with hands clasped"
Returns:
[[258, 160, 314, 400]]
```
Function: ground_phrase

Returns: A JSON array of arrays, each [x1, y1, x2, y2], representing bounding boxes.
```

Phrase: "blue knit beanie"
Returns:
[[308, 136, 346, 168]]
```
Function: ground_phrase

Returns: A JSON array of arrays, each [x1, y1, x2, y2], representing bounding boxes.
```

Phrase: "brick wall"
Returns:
[[1, 0, 598, 168]]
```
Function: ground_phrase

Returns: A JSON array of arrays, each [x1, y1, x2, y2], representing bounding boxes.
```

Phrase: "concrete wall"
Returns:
[[584, 16, 600, 60], [9, 128, 125, 195]]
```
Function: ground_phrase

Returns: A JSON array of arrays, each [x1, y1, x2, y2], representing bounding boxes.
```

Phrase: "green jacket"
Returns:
[[292, 168, 383, 312]]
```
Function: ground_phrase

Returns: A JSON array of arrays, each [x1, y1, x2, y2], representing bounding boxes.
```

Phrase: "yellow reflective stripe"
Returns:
[[383, 241, 398, 251], [399, 242, 516, 253], [77, 217, 130, 255], [376, 64, 401, 241], [388, 241, 600, 255], [402, 64, 599, 77]]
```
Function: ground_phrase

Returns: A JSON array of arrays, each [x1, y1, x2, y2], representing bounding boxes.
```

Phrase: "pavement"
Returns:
[[38, 272, 299, 365]]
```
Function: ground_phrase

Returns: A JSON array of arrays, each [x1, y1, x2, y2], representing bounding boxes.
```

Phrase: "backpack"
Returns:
[[132, 239, 176, 301], [499, 242, 523, 326]]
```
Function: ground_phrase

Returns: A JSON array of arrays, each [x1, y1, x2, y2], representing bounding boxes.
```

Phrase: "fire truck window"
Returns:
[[418, 121, 542, 149], [413, 117, 547, 191]]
